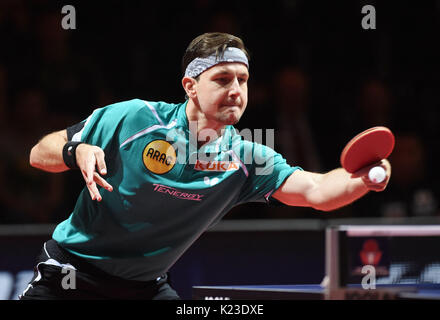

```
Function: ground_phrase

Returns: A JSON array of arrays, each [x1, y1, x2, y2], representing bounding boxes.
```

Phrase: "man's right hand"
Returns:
[[76, 144, 113, 201]]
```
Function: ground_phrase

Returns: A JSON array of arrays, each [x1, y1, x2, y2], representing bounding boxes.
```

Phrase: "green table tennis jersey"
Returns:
[[53, 99, 300, 280]]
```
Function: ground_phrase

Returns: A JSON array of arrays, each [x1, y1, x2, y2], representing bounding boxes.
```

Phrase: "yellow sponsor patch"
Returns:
[[142, 140, 176, 174]]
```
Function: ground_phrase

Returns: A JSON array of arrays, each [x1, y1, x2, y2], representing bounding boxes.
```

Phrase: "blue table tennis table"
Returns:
[[193, 283, 440, 300], [193, 225, 440, 300]]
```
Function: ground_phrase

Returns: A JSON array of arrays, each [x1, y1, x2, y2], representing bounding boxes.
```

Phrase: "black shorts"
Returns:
[[19, 239, 180, 300]]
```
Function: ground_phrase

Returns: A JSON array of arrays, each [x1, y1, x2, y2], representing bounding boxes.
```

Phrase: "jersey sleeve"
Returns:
[[66, 121, 86, 141], [235, 141, 302, 204], [66, 99, 159, 151]]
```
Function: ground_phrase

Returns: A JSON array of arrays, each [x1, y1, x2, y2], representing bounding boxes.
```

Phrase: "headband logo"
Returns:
[[143, 140, 176, 174]]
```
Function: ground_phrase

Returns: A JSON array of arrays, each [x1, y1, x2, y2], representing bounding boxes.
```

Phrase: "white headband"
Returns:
[[184, 47, 249, 78]]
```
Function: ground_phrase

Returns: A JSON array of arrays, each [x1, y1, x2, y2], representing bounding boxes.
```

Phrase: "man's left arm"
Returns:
[[272, 159, 391, 211]]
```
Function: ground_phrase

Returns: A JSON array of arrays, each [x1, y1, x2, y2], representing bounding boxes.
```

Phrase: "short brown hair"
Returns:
[[182, 32, 250, 77]]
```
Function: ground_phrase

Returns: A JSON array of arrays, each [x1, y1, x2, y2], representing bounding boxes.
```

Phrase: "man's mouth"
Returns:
[[222, 105, 240, 109]]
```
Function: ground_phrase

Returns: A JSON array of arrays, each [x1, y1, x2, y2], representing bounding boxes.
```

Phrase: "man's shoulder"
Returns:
[[104, 98, 150, 114], [100, 99, 182, 124], [143, 100, 184, 121], [94, 98, 145, 118]]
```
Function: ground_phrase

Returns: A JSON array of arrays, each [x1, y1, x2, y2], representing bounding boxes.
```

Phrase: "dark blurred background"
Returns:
[[0, 0, 439, 224]]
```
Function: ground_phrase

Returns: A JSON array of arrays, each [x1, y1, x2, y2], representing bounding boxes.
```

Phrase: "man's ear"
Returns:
[[182, 77, 197, 99]]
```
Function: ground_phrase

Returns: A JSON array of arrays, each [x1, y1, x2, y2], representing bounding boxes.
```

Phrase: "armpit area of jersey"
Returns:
[[67, 121, 86, 141], [266, 196, 289, 207]]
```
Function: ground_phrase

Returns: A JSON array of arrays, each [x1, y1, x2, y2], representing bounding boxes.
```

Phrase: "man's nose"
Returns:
[[229, 78, 241, 97]]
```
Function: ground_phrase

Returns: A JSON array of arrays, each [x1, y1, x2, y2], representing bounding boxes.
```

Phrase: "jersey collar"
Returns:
[[177, 100, 238, 153]]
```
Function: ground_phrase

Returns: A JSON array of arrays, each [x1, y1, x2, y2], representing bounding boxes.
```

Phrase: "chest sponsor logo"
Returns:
[[153, 184, 204, 201], [143, 140, 176, 174], [194, 160, 240, 172]]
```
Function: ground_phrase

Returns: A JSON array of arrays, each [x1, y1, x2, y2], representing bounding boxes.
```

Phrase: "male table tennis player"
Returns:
[[23, 32, 391, 300]]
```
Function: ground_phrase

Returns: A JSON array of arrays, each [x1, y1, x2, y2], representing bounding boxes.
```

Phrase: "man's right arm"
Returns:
[[29, 129, 113, 201], [29, 129, 69, 173]]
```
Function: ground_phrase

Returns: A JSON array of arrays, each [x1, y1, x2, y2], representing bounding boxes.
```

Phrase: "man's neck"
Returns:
[[185, 100, 226, 147]]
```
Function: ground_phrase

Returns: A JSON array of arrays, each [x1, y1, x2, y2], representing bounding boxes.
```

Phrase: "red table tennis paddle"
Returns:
[[340, 126, 395, 183]]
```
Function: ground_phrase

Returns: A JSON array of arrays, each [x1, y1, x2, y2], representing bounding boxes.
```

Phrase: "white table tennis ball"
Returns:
[[368, 166, 386, 183]]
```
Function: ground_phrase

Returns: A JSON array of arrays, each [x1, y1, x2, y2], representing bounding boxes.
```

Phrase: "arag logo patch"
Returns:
[[143, 140, 176, 174]]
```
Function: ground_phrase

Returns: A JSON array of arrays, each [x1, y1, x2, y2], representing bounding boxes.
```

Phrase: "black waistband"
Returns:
[[43, 239, 166, 286]]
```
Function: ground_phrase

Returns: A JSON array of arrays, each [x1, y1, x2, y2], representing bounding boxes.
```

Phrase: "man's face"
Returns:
[[194, 62, 249, 126]]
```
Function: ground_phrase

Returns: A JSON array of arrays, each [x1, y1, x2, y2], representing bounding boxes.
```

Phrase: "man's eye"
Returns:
[[216, 78, 229, 84]]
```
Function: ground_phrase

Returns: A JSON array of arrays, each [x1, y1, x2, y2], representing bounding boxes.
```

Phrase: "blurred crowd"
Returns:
[[0, 0, 438, 223]]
